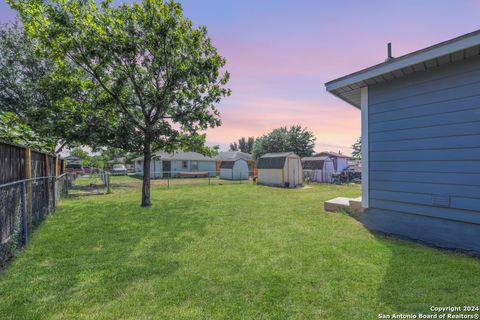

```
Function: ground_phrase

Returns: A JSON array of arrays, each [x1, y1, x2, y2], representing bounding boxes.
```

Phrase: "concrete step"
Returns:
[[324, 196, 365, 221], [348, 197, 364, 221], [324, 197, 352, 212]]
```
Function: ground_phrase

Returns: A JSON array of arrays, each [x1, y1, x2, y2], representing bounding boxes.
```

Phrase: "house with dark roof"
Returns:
[[326, 29, 480, 252], [133, 151, 216, 178], [302, 156, 335, 183], [64, 156, 84, 166], [257, 152, 303, 188]]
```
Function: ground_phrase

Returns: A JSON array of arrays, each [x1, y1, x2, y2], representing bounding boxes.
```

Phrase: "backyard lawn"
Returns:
[[0, 177, 479, 319]]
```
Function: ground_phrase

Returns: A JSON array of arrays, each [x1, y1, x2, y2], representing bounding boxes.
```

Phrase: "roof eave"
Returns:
[[327, 89, 361, 109], [325, 29, 480, 108]]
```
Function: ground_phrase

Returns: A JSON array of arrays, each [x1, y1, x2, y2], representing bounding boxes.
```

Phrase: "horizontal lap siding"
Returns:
[[369, 55, 480, 225]]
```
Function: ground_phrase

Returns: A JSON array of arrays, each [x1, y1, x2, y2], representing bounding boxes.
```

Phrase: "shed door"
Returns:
[[287, 157, 297, 187]]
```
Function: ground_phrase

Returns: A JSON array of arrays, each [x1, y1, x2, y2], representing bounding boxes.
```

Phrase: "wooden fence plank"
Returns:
[[24, 148, 32, 230]]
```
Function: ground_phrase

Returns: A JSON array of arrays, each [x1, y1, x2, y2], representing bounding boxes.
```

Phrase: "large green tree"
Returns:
[[10, 0, 230, 206], [0, 112, 54, 151], [252, 125, 316, 159], [0, 22, 112, 153]]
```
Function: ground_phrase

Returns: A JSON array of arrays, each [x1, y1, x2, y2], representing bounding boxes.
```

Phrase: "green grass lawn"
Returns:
[[0, 177, 479, 319]]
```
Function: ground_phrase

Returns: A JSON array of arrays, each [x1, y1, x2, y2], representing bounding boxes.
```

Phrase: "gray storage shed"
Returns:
[[326, 30, 480, 252], [302, 156, 334, 183], [220, 158, 249, 180], [257, 152, 303, 188]]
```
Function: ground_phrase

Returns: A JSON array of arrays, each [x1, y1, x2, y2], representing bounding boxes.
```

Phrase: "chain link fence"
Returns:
[[130, 170, 254, 189], [68, 170, 110, 195], [0, 173, 75, 267]]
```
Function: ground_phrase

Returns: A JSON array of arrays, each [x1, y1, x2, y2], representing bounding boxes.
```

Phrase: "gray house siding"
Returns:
[[137, 159, 216, 178], [197, 161, 216, 174], [169, 160, 216, 177], [365, 55, 480, 252]]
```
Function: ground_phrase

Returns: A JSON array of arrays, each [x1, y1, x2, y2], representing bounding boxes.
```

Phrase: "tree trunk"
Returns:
[[141, 142, 152, 207]]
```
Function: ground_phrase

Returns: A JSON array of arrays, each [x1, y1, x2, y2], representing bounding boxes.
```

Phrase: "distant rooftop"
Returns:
[[316, 152, 349, 158], [215, 151, 253, 161], [133, 151, 215, 161], [302, 156, 330, 161]]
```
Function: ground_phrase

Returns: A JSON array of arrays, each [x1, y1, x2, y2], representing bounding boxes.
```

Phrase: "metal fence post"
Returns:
[[52, 177, 57, 211], [107, 173, 111, 194], [21, 181, 28, 245], [66, 174, 69, 196]]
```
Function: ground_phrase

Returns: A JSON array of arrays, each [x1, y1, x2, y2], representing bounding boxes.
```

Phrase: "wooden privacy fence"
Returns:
[[0, 141, 66, 185], [0, 141, 70, 267]]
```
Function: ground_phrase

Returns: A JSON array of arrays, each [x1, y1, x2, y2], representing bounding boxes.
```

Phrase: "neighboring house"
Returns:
[[64, 156, 83, 166], [215, 151, 256, 176], [347, 159, 362, 174], [219, 158, 249, 180], [64, 156, 84, 173], [134, 151, 216, 178], [315, 152, 349, 173], [302, 156, 334, 183], [325, 30, 480, 252], [257, 152, 303, 188], [105, 157, 130, 171]]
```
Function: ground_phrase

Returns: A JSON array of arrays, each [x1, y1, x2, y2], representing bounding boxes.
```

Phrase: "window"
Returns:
[[191, 161, 198, 171], [182, 161, 188, 169]]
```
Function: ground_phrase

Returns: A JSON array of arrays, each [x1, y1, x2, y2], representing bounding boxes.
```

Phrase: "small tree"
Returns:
[[351, 137, 361, 160], [11, 0, 230, 206], [229, 142, 238, 151], [246, 137, 255, 154], [69, 147, 90, 160], [238, 137, 255, 153], [230, 137, 255, 153], [252, 125, 315, 158]]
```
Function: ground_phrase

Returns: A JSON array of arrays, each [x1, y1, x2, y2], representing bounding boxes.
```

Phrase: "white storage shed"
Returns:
[[257, 152, 303, 188], [219, 158, 249, 180], [302, 156, 334, 183]]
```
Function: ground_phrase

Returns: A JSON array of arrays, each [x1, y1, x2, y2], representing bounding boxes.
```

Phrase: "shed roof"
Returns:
[[220, 160, 235, 169], [325, 29, 480, 108], [257, 152, 298, 169], [261, 152, 296, 158], [257, 157, 286, 169], [302, 156, 331, 170]]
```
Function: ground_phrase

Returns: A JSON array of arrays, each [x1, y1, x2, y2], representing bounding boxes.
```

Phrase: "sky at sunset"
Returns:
[[1, 0, 480, 155]]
